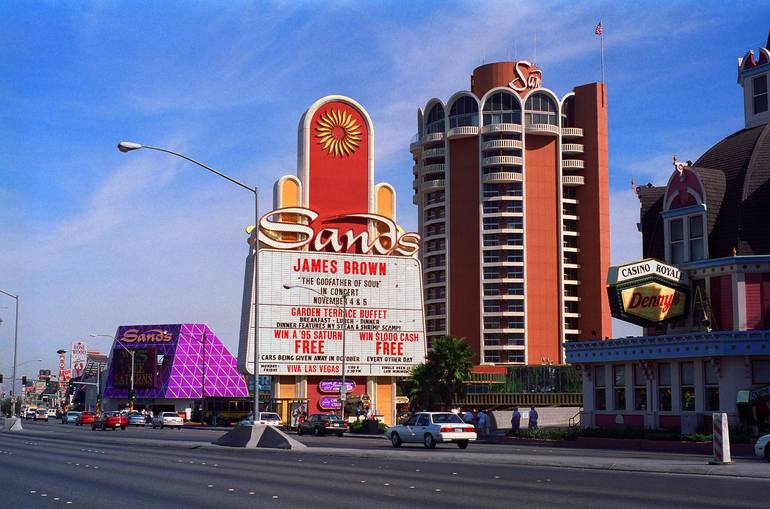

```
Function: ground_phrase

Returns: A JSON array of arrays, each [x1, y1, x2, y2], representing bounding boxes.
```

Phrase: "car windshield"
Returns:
[[162, 413, 178, 417], [325, 414, 342, 421], [261, 413, 280, 420], [431, 413, 465, 424]]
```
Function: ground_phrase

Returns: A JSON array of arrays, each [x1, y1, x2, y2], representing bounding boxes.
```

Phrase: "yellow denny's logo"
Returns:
[[315, 109, 361, 157], [120, 329, 173, 343], [621, 283, 686, 322]]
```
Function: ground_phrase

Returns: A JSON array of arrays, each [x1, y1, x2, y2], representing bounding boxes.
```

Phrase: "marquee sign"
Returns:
[[255, 249, 425, 376], [607, 258, 689, 327], [238, 95, 427, 376]]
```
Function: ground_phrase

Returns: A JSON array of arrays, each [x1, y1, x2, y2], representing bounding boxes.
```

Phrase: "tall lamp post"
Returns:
[[283, 284, 349, 422], [0, 288, 19, 416], [117, 141, 261, 421], [91, 333, 135, 412]]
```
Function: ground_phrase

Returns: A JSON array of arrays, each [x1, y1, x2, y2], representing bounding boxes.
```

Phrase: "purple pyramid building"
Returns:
[[103, 323, 248, 401]]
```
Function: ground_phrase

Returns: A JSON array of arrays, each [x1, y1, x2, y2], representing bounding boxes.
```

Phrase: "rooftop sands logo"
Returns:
[[120, 328, 173, 344], [509, 61, 542, 93]]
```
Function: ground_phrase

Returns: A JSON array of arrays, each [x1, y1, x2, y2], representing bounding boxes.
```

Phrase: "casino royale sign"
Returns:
[[257, 249, 426, 376], [607, 258, 689, 327]]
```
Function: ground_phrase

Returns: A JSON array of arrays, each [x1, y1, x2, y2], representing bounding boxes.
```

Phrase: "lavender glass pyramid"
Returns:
[[103, 323, 248, 400]]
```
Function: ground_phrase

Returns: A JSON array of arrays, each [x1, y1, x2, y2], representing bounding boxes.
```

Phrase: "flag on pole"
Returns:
[[595, 21, 603, 36]]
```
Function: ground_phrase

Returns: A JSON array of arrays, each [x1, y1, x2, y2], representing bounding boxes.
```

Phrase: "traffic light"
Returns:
[[129, 389, 136, 401], [21, 376, 26, 385], [68, 380, 75, 391]]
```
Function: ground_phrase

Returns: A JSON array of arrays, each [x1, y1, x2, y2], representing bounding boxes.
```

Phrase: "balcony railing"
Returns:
[[482, 155, 523, 167], [525, 123, 560, 136], [481, 123, 522, 135], [482, 139, 523, 151], [482, 172, 524, 184], [447, 126, 479, 139], [562, 159, 585, 170], [561, 127, 584, 138], [562, 175, 585, 186]]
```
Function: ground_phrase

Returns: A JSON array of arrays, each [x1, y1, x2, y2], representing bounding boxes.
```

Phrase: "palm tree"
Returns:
[[407, 336, 473, 410]]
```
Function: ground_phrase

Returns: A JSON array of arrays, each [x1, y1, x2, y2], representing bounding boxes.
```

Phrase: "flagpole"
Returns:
[[600, 31, 605, 84]]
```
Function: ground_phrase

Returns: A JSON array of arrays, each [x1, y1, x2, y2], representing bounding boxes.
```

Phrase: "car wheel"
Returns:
[[457, 440, 469, 449], [121, 426, 126, 430], [391, 432, 402, 448], [161, 424, 164, 429], [424, 433, 436, 449], [765, 445, 770, 463], [337, 433, 344, 438], [313, 426, 322, 437], [152, 424, 156, 429], [296, 426, 303, 436]]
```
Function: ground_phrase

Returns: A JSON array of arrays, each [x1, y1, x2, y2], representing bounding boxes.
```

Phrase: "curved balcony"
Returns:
[[422, 132, 444, 144], [525, 123, 560, 136], [482, 139, 523, 151], [562, 143, 584, 154], [482, 172, 524, 184], [562, 159, 584, 170], [447, 126, 479, 139], [482, 155, 523, 167], [422, 163, 446, 177], [412, 194, 418, 205], [481, 123, 522, 135], [423, 179, 446, 192], [422, 147, 445, 160], [562, 175, 585, 186], [561, 127, 584, 138], [412, 164, 418, 176], [410, 140, 422, 155]]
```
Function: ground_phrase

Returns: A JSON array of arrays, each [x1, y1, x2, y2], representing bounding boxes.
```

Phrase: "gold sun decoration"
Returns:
[[315, 109, 362, 157]]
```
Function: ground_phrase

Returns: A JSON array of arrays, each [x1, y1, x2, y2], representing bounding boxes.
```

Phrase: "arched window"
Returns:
[[524, 93, 558, 125], [425, 104, 445, 134], [483, 92, 521, 125], [448, 96, 478, 128]]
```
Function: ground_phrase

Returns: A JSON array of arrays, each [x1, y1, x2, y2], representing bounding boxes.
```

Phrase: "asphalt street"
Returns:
[[1, 419, 768, 509]]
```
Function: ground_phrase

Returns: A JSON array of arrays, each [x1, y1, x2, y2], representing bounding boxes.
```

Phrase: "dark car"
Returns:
[[296, 413, 348, 437], [75, 411, 97, 426], [92, 412, 127, 431]]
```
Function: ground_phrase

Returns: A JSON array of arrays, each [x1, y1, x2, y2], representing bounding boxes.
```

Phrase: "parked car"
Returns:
[[754, 433, 770, 462], [34, 409, 49, 421], [152, 412, 183, 429], [127, 412, 147, 426], [24, 407, 37, 420], [296, 413, 348, 437], [388, 412, 477, 449], [75, 411, 97, 426], [92, 412, 127, 431], [238, 412, 284, 427], [61, 411, 81, 424]]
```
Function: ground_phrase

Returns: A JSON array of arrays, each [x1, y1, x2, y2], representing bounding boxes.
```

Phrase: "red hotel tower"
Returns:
[[410, 61, 612, 365]]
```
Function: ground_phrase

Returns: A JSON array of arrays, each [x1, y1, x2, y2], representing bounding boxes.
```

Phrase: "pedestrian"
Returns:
[[529, 406, 539, 430], [463, 408, 474, 424], [478, 410, 490, 438], [511, 407, 521, 436], [756, 398, 768, 434]]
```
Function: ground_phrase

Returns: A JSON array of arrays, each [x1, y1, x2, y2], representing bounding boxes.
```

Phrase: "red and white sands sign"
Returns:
[[71, 341, 88, 377]]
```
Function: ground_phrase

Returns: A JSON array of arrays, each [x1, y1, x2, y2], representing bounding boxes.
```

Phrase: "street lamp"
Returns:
[[283, 284, 349, 423], [118, 141, 261, 421], [0, 288, 19, 416], [91, 333, 134, 412]]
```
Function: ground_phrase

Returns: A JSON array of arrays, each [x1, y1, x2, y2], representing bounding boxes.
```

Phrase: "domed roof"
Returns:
[[638, 121, 770, 259]]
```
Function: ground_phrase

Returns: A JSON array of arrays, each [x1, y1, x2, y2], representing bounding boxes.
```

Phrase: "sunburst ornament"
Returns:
[[315, 109, 362, 157]]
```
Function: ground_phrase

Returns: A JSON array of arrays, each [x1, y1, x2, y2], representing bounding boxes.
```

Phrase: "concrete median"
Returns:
[[213, 424, 307, 450]]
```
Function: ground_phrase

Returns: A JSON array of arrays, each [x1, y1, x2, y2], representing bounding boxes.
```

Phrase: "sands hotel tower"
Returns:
[[410, 61, 612, 365]]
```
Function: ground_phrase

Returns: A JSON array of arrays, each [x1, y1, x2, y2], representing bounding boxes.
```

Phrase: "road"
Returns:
[[1, 419, 768, 509]]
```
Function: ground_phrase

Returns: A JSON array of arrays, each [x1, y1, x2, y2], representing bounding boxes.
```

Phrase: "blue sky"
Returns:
[[1, 1, 769, 383]]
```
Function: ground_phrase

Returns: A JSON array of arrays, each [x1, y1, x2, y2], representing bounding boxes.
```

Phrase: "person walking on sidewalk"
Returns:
[[511, 407, 521, 436], [529, 406, 539, 430], [477, 410, 488, 438]]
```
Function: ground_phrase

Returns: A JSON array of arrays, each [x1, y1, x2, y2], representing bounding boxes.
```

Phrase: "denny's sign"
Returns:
[[606, 259, 689, 327]]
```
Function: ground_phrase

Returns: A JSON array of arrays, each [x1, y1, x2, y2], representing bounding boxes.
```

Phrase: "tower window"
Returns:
[[524, 93, 558, 125], [483, 92, 521, 125], [449, 96, 479, 128], [754, 75, 768, 114]]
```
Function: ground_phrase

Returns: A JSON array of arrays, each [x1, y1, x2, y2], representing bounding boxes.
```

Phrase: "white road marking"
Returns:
[[435, 489, 441, 492]]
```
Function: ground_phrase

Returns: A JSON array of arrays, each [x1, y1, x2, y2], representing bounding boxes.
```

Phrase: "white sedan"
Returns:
[[754, 433, 770, 461], [152, 412, 184, 429], [388, 412, 477, 449]]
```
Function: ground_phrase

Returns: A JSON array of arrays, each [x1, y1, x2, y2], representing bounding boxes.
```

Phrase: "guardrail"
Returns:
[[455, 392, 582, 407]]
